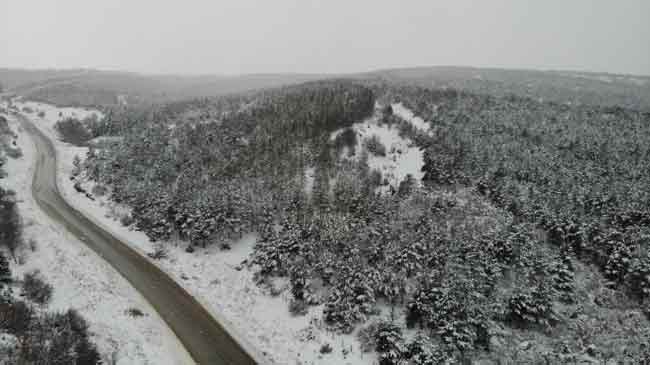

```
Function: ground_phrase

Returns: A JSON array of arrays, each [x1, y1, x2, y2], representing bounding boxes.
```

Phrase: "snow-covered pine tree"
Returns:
[[552, 245, 575, 303], [0, 251, 11, 284]]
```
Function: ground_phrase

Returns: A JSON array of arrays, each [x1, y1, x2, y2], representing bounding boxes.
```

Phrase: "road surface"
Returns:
[[19, 114, 259, 365]]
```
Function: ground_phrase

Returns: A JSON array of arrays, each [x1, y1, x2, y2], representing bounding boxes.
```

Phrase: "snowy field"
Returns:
[[13, 99, 386, 365], [0, 103, 193, 365]]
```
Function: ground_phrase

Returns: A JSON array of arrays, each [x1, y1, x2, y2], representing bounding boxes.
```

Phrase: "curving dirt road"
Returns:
[[19, 114, 259, 365]]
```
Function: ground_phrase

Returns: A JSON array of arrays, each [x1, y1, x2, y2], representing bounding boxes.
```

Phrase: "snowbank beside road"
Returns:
[[0, 106, 192, 365]]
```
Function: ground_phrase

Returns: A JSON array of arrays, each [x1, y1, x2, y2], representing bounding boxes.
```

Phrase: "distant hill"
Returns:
[[362, 66, 650, 110], [3, 66, 650, 110], [0, 68, 327, 107]]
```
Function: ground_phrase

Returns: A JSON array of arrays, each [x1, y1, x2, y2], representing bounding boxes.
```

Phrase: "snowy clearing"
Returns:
[[0, 104, 192, 365], [391, 102, 431, 134], [331, 103, 426, 189]]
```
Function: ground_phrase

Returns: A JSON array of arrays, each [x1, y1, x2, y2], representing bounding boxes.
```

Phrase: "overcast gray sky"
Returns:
[[2, 0, 649, 76]]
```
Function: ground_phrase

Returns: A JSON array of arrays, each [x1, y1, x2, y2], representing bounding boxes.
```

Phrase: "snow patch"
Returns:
[[331, 104, 426, 189]]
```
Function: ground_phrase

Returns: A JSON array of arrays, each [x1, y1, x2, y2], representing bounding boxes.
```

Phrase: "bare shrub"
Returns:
[[147, 243, 168, 260], [125, 307, 145, 317]]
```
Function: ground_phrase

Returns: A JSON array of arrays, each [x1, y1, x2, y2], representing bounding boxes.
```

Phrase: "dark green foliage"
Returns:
[[397, 174, 416, 198], [507, 282, 557, 328], [312, 156, 331, 213], [54, 117, 94, 146], [334, 127, 358, 155], [319, 343, 333, 354], [288, 299, 308, 316], [382, 104, 393, 116], [406, 335, 448, 365], [0, 252, 10, 284], [126, 307, 145, 317], [83, 80, 375, 245], [75, 78, 650, 364], [0, 187, 22, 255], [374, 321, 405, 365], [21, 270, 53, 305], [0, 297, 33, 336], [364, 134, 387, 157], [549, 247, 576, 303], [1, 293, 100, 364], [393, 85, 650, 313], [627, 253, 650, 300]]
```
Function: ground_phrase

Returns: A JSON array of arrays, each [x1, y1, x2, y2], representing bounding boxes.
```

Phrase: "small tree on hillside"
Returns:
[[0, 188, 22, 257], [22, 270, 53, 306], [0, 252, 11, 284], [397, 174, 416, 198], [72, 155, 82, 177]]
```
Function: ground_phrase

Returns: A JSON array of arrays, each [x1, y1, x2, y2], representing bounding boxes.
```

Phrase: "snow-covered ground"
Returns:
[[391, 102, 431, 134], [330, 103, 428, 190], [14, 99, 382, 364], [0, 105, 193, 365]]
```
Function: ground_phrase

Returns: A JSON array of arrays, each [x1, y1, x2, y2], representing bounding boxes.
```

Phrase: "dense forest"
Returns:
[[83, 80, 375, 248], [76, 78, 650, 363]]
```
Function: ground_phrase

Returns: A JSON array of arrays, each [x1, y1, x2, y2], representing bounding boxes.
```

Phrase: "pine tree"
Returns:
[[397, 174, 416, 198], [552, 246, 575, 303], [0, 251, 11, 284], [312, 163, 330, 213]]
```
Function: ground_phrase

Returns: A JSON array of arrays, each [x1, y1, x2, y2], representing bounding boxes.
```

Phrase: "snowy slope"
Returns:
[[391, 102, 431, 134], [330, 103, 428, 190], [0, 104, 193, 365]]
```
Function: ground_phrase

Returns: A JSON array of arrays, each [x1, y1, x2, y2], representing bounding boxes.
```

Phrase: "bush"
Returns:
[[91, 184, 108, 197], [48, 309, 102, 365], [406, 334, 448, 365], [5, 147, 22, 159], [147, 243, 168, 260], [507, 283, 556, 328], [323, 278, 376, 333], [0, 298, 33, 336], [319, 343, 333, 354], [54, 117, 93, 146], [125, 307, 145, 317], [0, 187, 23, 255], [21, 270, 53, 305], [0, 252, 11, 284], [288, 298, 308, 316], [549, 249, 575, 303], [374, 321, 405, 365], [28, 238, 37, 252], [627, 254, 650, 300], [368, 168, 383, 187], [119, 213, 134, 227], [334, 127, 358, 152], [358, 322, 379, 352], [364, 135, 387, 157]]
